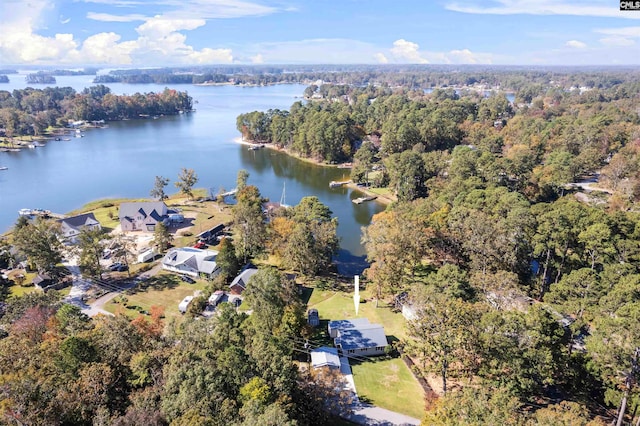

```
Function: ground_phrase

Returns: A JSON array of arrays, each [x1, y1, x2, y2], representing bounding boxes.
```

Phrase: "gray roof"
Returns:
[[59, 212, 100, 230], [229, 266, 258, 291], [335, 324, 388, 351], [311, 347, 341, 369], [119, 201, 168, 223], [328, 318, 371, 331], [162, 247, 219, 274]]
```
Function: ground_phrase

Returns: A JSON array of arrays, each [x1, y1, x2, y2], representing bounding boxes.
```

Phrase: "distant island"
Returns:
[[25, 72, 56, 84], [0, 75, 8, 83]]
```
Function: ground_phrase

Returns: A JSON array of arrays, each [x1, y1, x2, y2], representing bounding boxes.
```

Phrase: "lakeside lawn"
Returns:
[[306, 284, 425, 418], [351, 357, 426, 420], [306, 286, 408, 340], [103, 271, 209, 320]]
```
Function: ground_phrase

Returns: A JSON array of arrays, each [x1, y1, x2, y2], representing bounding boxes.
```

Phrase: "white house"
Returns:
[[119, 202, 168, 232], [229, 265, 259, 294], [162, 247, 219, 278], [329, 318, 388, 357], [58, 213, 102, 244]]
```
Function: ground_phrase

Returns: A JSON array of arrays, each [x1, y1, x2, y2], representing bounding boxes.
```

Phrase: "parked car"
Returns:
[[193, 241, 207, 249], [114, 264, 129, 272], [180, 275, 196, 284], [108, 262, 124, 271]]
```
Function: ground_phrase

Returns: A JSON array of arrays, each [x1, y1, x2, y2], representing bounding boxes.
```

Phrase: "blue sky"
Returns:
[[1, 0, 640, 66]]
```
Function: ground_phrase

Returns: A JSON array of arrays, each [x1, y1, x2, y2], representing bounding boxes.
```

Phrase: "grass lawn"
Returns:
[[351, 357, 425, 419], [104, 271, 209, 320], [307, 287, 408, 341]]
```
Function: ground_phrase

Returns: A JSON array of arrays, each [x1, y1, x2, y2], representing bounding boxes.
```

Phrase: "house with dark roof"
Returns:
[[162, 247, 220, 278], [229, 264, 259, 294], [329, 318, 388, 357], [119, 202, 168, 232], [58, 213, 102, 244]]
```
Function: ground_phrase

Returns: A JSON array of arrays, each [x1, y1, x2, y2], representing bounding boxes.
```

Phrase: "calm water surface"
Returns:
[[0, 76, 384, 274]]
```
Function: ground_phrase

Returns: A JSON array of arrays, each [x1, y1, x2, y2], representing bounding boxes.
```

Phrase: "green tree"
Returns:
[[175, 168, 198, 199], [150, 175, 170, 200], [76, 227, 107, 280], [216, 237, 240, 280], [13, 218, 63, 274], [237, 169, 250, 191], [152, 222, 173, 253], [233, 185, 267, 263]]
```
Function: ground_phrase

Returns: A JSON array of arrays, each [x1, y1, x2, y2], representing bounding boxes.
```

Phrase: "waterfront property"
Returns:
[[119, 201, 168, 232], [329, 318, 388, 356], [58, 212, 102, 244], [162, 247, 219, 278]]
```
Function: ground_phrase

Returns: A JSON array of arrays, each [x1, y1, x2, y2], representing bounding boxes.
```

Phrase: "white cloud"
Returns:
[[565, 40, 587, 48], [599, 36, 635, 47], [446, 0, 640, 19], [390, 39, 429, 64], [596, 26, 640, 37], [87, 12, 148, 22], [60, 17, 71, 24], [251, 53, 264, 64], [374, 52, 388, 64]]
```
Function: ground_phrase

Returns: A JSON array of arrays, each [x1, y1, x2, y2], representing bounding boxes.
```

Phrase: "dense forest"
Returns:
[[236, 75, 640, 423], [0, 85, 193, 137], [93, 65, 640, 92]]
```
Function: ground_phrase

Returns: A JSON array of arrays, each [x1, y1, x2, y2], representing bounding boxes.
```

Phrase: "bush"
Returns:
[[101, 202, 114, 208], [183, 231, 193, 237]]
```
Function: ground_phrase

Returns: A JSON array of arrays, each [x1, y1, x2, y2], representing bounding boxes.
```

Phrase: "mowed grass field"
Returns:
[[104, 271, 209, 320], [306, 285, 425, 419]]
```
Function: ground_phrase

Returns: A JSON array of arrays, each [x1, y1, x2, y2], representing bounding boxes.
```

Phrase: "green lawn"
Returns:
[[351, 357, 425, 419], [104, 271, 209, 320], [307, 287, 407, 340]]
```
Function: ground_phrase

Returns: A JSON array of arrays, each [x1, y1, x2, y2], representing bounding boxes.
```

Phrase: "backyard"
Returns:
[[104, 271, 210, 320], [306, 283, 425, 419]]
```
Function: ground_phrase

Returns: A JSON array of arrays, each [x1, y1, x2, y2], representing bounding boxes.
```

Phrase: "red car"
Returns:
[[193, 241, 207, 249]]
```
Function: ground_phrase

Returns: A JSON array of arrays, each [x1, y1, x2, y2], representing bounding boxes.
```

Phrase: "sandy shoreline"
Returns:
[[233, 137, 394, 205]]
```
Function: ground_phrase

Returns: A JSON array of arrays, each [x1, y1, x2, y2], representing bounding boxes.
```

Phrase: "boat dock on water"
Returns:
[[329, 180, 351, 188], [18, 208, 65, 219], [352, 195, 377, 204], [248, 144, 265, 151]]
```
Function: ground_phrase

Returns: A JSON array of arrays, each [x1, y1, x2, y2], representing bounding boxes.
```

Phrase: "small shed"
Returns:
[[307, 308, 320, 327]]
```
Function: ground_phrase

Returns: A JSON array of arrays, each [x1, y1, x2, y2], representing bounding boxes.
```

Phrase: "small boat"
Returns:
[[27, 144, 35, 149], [0, 166, 8, 170], [248, 144, 265, 151], [33, 142, 45, 147], [352, 196, 377, 204], [18, 208, 33, 216]]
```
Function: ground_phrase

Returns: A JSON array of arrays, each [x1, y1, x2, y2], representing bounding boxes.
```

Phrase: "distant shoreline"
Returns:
[[233, 136, 394, 205]]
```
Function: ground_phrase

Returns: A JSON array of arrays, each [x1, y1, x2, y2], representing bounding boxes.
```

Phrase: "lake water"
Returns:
[[0, 76, 385, 275]]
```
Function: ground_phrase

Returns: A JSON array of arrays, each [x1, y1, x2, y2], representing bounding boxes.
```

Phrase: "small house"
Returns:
[[58, 213, 102, 244], [32, 273, 54, 290], [329, 318, 388, 357], [229, 264, 259, 294]]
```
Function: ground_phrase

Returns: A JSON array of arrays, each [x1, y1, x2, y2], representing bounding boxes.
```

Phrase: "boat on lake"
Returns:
[[248, 144, 265, 151], [0, 166, 8, 171], [352, 195, 377, 204]]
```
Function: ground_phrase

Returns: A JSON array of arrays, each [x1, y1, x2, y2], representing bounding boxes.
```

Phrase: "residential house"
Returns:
[[229, 264, 259, 294], [329, 318, 388, 357], [58, 213, 102, 244], [311, 347, 342, 369], [119, 202, 168, 232], [162, 247, 220, 278], [32, 273, 54, 289]]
